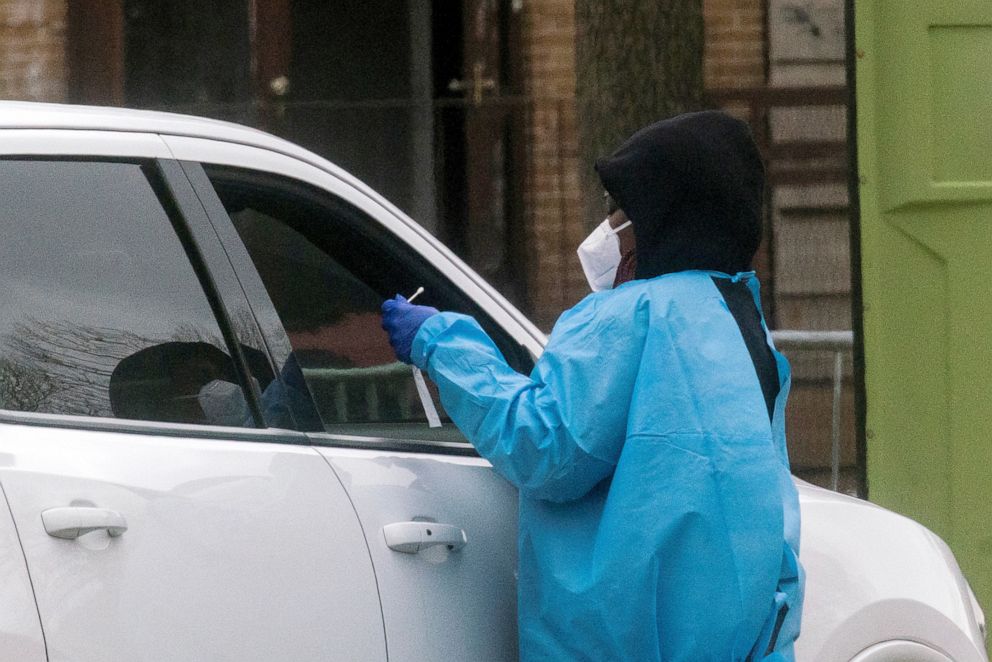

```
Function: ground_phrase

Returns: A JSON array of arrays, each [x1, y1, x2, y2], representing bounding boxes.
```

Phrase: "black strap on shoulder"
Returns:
[[744, 603, 790, 662], [765, 604, 790, 656], [712, 277, 779, 422]]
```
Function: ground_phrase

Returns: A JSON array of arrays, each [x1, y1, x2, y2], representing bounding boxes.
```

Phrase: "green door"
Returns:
[[857, 0, 992, 610]]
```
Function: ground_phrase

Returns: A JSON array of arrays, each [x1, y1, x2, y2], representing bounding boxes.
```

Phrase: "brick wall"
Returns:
[[517, 0, 585, 330], [703, 0, 766, 89], [0, 0, 67, 101]]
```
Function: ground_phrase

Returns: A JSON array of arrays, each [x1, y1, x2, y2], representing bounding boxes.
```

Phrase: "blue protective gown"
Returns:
[[411, 270, 803, 661]]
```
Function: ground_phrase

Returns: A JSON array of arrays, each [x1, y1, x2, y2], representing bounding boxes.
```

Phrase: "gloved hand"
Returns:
[[381, 294, 440, 364]]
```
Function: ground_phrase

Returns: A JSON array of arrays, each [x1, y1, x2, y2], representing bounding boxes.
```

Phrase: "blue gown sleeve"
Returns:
[[410, 294, 648, 502]]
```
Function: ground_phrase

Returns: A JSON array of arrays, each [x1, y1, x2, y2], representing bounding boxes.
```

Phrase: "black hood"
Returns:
[[595, 110, 765, 280]]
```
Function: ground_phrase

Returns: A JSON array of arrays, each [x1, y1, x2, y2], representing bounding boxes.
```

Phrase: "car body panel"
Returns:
[[850, 640, 953, 662], [315, 445, 519, 662], [795, 480, 987, 661], [0, 472, 46, 661], [0, 420, 386, 662]]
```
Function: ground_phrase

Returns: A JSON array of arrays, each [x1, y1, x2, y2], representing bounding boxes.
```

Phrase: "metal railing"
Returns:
[[771, 330, 853, 491]]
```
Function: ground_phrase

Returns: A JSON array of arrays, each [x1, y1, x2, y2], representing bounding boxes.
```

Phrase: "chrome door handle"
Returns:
[[382, 521, 467, 554], [42, 507, 128, 540]]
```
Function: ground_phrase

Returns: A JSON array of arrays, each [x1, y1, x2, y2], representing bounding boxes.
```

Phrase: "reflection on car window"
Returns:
[[205, 166, 533, 441], [225, 205, 432, 432], [0, 160, 252, 427]]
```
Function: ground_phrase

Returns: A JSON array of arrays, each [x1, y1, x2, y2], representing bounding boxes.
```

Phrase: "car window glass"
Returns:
[[203, 166, 534, 442], [0, 160, 253, 427]]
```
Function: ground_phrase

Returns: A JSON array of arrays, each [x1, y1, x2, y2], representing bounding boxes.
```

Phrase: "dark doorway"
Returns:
[[432, 0, 528, 305], [273, 1, 419, 222], [123, 0, 250, 114]]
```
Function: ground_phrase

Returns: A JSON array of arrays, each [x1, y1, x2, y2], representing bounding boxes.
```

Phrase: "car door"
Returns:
[[0, 483, 45, 661], [170, 142, 540, 661], [0, 145, 386, 661]]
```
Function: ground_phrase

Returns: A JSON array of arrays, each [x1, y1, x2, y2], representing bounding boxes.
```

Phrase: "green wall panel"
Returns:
[[928, 26, 992, 183], [857, 0, 992, 615]]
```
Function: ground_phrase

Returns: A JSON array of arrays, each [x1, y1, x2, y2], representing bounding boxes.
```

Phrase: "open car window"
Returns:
[[201, 165, 533, 443]]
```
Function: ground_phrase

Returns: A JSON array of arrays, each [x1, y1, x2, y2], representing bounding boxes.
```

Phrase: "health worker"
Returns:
[[381, 110, 804, 662]]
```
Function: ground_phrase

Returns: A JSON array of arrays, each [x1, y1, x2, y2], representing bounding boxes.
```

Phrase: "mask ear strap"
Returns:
[[610, 220, 632, 234]]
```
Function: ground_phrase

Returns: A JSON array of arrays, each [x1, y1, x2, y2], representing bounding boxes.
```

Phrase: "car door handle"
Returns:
[[42, 507, 128, 540], [382, 521, 467, 554]]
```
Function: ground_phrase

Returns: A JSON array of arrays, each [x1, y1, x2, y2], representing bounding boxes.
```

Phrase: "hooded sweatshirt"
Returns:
[[596, 110, 765, 279]]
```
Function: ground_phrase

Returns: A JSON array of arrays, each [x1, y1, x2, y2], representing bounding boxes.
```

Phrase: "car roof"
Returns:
[[0, 100, 381, 194], [0, 100, 303, 155]]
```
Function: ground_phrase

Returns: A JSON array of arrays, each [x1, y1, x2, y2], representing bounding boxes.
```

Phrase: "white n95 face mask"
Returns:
[[576, 218, 632, 292]]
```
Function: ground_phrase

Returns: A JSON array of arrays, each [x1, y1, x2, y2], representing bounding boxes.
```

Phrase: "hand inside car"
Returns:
[[380, 294, 439, 364]]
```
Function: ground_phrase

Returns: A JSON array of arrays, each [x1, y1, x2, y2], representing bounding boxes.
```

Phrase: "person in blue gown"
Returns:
[[382, 110, 803, 661]]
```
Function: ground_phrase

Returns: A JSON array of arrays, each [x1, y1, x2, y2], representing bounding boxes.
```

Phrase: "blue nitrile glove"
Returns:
[[381, 294, 440, 364]]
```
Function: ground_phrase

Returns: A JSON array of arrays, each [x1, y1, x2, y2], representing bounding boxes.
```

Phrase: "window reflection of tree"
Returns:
[[0, 358, 57, 413], [0, 318, 231, 418]]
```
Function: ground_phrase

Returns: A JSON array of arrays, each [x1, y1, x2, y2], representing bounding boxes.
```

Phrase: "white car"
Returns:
[[0, 101, 984, 662]]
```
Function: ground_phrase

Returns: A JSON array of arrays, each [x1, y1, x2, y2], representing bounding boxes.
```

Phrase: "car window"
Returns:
[[0, 160, 255, 427], [202, 165, 534, 441]]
